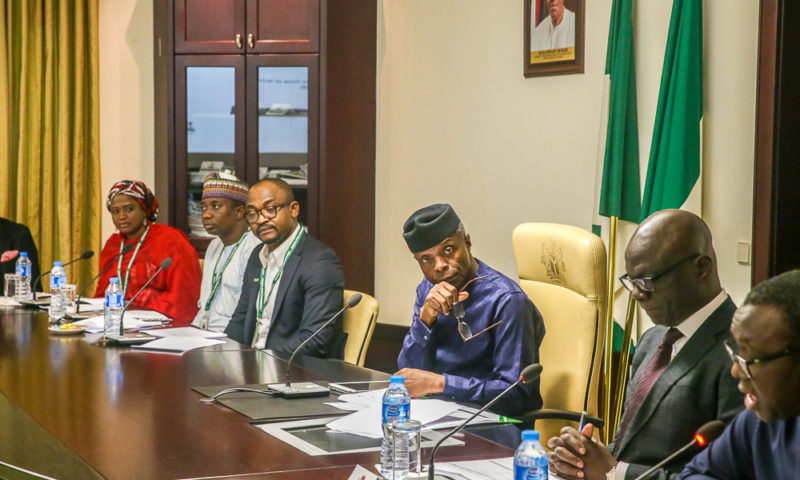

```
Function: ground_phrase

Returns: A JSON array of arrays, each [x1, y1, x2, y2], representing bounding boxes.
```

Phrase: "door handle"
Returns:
[[248, 33, 255, 49], [235, 33, 243, 49]]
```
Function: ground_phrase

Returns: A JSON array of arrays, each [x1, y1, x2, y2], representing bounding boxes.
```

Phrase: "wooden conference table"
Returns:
[[0, 308, 515, 479]]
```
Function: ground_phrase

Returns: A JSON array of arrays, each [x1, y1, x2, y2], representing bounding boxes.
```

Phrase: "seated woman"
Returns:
[[94, 180, 201, 326]]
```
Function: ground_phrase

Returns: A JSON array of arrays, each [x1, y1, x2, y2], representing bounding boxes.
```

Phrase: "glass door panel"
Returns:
[[186, 66, 238, 236]]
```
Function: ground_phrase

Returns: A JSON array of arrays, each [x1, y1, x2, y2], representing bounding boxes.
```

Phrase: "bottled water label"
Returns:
[[514, 464, 548, 480], [16, 264, 30, 277], [382, 403, 410, 424], [51, 275, 66, 290], [106, 293, 123, 308]]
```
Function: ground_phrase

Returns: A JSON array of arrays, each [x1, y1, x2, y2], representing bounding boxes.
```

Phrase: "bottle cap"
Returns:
[[390, 375, 405, 384], [521, 430, 540, 441], [53, 261, 62, 266], [20, 252, 28, 256], [109, 277, 120, 283]]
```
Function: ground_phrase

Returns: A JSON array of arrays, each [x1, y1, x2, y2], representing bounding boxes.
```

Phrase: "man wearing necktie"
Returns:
[[548, 210, 744, 480]]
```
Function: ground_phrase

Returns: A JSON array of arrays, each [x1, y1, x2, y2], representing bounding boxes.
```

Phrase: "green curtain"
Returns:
[[0, 0, 100, 286]]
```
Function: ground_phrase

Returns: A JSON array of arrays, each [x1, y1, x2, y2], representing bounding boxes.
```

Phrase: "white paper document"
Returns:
[[434, 457, 514, 479], [73, 312, 166, 333], [144, 326, 226, 339], [347, 464, 380, 480], [131, 336, 224, 352], [327, 399, 461, 439]]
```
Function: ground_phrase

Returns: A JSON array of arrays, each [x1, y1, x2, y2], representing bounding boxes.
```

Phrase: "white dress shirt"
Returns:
[[613, 289, 729, 479], [252, 223, 301, 349], [531, 8, 576, 51], [192, 231, 261, 332]]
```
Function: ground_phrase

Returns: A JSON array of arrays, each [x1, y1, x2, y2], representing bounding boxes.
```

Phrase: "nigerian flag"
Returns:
[[642, 0, 703, 217], [592, 0, 640, 351]]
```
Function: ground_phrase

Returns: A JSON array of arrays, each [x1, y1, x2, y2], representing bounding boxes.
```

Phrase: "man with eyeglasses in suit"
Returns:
[[224, 179, 345, 358], [679, 269, 800, 479], [548, 209, 743, 480]]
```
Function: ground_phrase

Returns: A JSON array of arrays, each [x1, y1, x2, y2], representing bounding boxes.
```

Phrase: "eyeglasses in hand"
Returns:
[[450, 275, 501, 341]]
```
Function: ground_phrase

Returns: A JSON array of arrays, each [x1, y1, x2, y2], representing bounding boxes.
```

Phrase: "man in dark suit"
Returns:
[[224, 179, 344, 358], [548, 210, 744, 480], [0, 217, 41, 287]]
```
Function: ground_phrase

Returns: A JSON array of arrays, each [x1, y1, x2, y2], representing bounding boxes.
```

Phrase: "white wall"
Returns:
[[98, 0, 154, 243], [375, 0, 759, 326]]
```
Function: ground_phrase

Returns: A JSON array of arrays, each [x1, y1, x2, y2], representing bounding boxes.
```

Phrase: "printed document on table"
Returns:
[[131, 336, 224, 352], [145, 326, 227, 339], [327, 398, 460, 438]]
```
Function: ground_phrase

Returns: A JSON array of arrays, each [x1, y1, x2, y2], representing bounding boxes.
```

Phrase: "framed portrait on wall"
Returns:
[[524, 0, 585, 77]]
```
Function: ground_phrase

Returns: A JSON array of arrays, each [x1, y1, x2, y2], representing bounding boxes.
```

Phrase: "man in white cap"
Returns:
[[192, 172, 260, 332]]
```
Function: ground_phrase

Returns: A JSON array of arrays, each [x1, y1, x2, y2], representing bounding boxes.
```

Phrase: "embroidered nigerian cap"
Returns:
[[402, 203, 461, 253], [202, 172, 249, 203]]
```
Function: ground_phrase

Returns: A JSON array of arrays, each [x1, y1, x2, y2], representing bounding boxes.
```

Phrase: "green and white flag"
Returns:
[[592, 0, 640, 350], [641, 0, 703, 217]]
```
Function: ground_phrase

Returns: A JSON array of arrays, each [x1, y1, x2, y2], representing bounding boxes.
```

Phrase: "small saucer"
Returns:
[[48, 324, 86, 335]]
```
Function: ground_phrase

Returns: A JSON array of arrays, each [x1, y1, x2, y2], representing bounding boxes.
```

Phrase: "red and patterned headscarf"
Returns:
[[106, 180, 159, 222]]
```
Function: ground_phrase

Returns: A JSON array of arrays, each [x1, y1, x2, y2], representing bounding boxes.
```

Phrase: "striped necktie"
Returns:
[[614, 327, 684, 454]]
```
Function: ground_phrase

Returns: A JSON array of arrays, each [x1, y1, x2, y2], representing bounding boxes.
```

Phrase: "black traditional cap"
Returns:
[[402, 203, 461, 253]]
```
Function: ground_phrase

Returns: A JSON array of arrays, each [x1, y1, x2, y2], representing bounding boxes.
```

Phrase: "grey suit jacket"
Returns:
[[610, 297, 744, 480], [224, 233, 345, 358]]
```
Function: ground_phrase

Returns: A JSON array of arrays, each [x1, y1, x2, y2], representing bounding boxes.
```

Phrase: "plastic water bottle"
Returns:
[[514, 430, 548, 480], [14, 251, 33, 301], [381, 375, 411, 479], [104, 277, 124, 337], [48, 261, 67, 321]]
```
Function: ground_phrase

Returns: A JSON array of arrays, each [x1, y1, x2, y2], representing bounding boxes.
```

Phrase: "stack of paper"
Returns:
[[132, 336, 225, 352], [74, 314, 167, 333], [145, 326, 226, 339], [327, 398, 461, 438]]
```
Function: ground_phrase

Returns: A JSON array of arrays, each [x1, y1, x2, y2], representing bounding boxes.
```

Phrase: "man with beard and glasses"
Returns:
[[224, 179, 344, 358], [192, 173, 260, 332], [396, 203, 545, 416], [679, 270, 800, 480]]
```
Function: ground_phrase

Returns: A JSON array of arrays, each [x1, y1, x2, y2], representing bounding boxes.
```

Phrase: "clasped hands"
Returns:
[[548, 424, 618, 480]]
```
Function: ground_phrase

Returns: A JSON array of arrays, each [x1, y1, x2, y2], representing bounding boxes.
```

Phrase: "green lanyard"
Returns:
[[204, 232, 248, 312], [117, 223, 150, 296], [256, 226, 304, 320]]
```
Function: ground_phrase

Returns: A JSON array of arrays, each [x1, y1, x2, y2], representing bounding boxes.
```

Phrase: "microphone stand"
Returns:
[[73, 244, 133, 315], [32, 251, 93, 300], [267, 294, 361, 399], [427, 364, 543, 480]]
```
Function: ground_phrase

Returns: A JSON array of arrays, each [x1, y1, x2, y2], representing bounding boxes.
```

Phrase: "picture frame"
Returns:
[[524, 0, 585, 77]]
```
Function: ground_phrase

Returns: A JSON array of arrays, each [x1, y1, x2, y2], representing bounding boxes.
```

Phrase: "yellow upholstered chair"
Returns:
[[512, 223, 607, 444], [342, 289, 379, 367]]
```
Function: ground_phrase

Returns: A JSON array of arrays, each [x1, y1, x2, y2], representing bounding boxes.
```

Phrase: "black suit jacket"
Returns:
[[0, 217, 41, 289], [224, 233, 345, 358], [610, 297, 744, 480]]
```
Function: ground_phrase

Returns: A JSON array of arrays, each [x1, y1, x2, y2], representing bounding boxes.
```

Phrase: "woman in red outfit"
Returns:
[[94, 180, 201, 326]]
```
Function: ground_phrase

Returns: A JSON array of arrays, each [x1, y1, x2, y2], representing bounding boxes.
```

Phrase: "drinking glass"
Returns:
[[61, 284, 77, 314], [392, 420, 422, 478], [4, 274, 18, 298]]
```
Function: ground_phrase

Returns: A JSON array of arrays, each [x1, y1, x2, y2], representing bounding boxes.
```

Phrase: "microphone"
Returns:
[[427, 363, 543, 480], [632, 420, 726, 480], [32, 250, 94, 300], [267, 292, 363, 399], [105, 257, 172, 344], [72, 243, 134, 315]]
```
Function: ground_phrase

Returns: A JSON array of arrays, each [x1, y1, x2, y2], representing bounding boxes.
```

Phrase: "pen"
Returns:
[[578, 410, 587, 431]]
